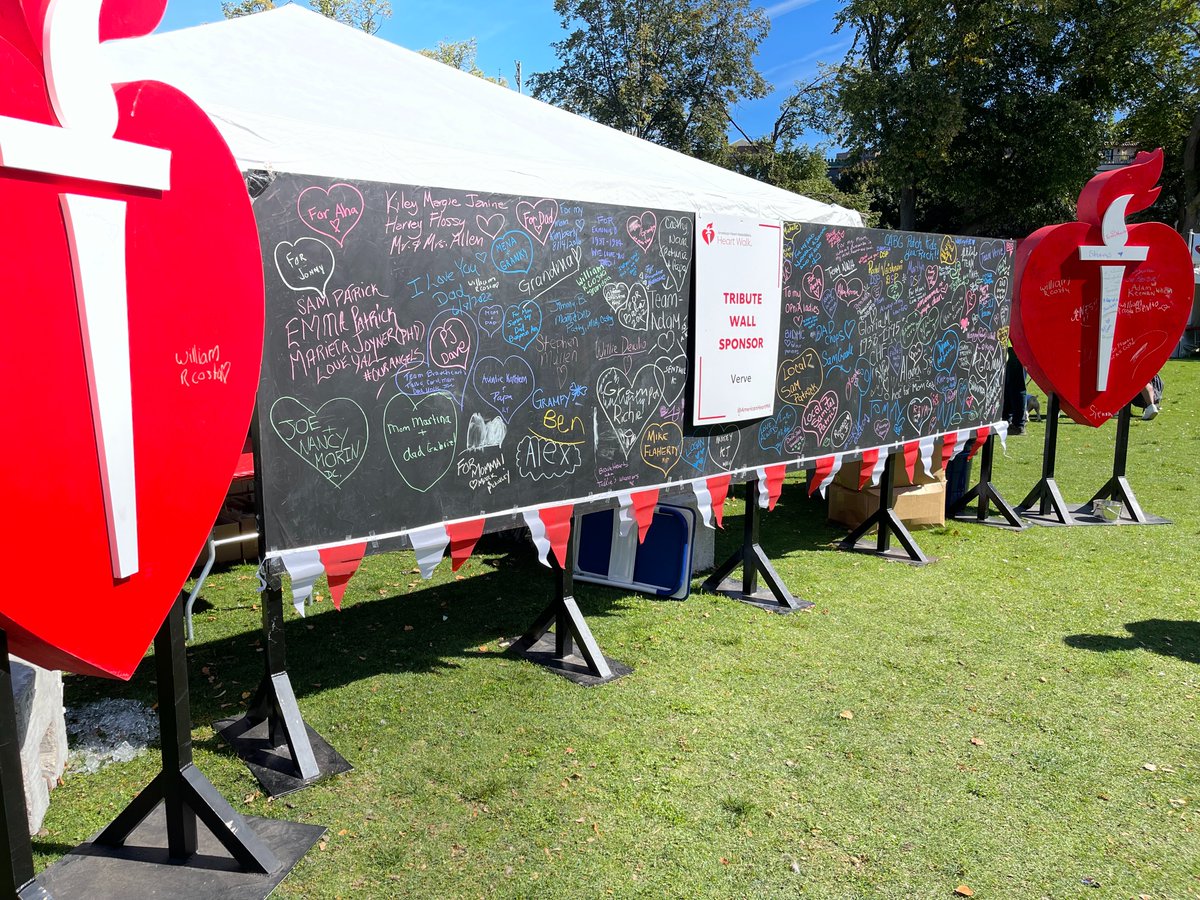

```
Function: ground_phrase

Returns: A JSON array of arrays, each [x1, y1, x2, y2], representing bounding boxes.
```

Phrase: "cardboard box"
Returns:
[[827, 457, 947, 530], [212, 522, 243, 564]]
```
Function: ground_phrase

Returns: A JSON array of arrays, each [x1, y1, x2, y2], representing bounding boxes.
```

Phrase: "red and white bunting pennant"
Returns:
[[858, 448, 879, 490], [523, 504, 575, 569], [940, 432, 959, 470], [279, 548, 324, 617], [808, 456, 833, 497], [994, 420, 1008, 451], [757, 464, 787, 511], [408, 522, 449, 580], [317, 541, 367, 610], [918, 435, 937, 478], [902, 440, 920, 482], [706, 474, 732, 528], [617, 488, 659, 543], [967, 426, 991, 460], [445, 518, 486, 572], [809, 455, 842, 499], [691, 479, 714, 529]]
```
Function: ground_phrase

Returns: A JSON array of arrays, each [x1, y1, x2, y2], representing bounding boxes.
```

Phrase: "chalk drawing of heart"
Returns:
[[490, 230, 534, 275], [655, 353, 687, 405], [906, 396, 934, 433], [641, 421, 681, 476], [933, 328, 960, 374], [430, 316, 473, 371], [274, 237, 334, 296], [873, 418, 891, 441], [681, 436, 707, 472], [925, 265, 939, 291], [270, 396, 368, 489], [801, 391, 839, 444], [515, 198, 559, 245], [657, 215, 693, 290], [383, 391, 458, 493], [709, 424, 741, 471], [834, 276, 864, 305], [596, 364, 666, 457], [627, 211, 658, 252], [472, 355, 535, 422], [802, 265, 825, 301], [602, 282, 630, 316], [297, 182, 364, 247], [476, 213, 505, 239], [619, 284, 650, 331], [831, 410, 853, 448], [477, 304, 504, 337], [758, 406, 798, 454], [502, 299, 542, 350]]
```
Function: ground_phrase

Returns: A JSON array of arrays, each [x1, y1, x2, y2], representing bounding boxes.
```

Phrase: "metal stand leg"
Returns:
[[947, 435, 1027, 529], [1016, 393, 1076, 525], [702, 480, 811, 612], [1080, 405, 1166, 524], [214, 565, 351, 797], [0, 632, 53, 899], [838, 454, 930, 564], [509, 526, 631, 686]]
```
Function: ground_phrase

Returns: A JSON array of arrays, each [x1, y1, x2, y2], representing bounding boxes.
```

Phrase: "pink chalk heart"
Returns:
[[803, 265, 825, 301], [515, 198, 559, 245], [801, 390, 840, 444], [430, 316, 472, 370], [626, 211, 658, 252], [297, 182, 364, 247]]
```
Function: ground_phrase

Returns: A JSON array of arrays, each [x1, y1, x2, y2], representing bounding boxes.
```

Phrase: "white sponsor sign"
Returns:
[[692, 214, 783, 424]]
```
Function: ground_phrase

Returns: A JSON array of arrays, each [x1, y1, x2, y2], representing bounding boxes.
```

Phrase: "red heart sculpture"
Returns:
[[0, 10, 264, 678], [1012, 149, 1193, 427]]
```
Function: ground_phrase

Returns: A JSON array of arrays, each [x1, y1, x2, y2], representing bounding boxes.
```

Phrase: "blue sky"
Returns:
[[157, 0, 849, 148]]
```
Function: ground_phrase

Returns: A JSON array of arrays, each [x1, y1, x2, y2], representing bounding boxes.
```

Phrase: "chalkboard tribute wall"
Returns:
[[253, 173, 1013, 553]]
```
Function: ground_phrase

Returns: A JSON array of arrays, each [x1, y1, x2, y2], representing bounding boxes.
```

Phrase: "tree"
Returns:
[[814, 0, 1197, 236], [221, 0, 391, 35], [529, 0, 770, 161], [1116, 5, 1200, 233], [420, 38, 509, 87], [722, 76, 875, 221]]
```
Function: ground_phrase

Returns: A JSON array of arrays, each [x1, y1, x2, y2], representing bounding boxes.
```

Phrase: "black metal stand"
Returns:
[[838, 453, 930, 564], [0, 631, 53, 899], [1075, 405, 1170, 526], [1016, 393, 1076, 526], [215, 565, 351, 797], [38, 595, 324, 899], [947, 435, 1027, 529], [702, 480, 811, 612], [509, 527, 631, 686]]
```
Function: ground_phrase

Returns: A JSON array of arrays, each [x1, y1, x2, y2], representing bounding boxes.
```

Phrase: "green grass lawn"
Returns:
[[37, 361, 1200, 899]]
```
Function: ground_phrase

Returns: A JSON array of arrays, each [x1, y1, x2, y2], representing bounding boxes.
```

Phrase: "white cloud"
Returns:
[[762, 0, 826, 19]]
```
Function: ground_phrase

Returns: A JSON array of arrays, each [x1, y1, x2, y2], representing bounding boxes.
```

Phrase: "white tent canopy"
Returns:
[[103, 6, 861, 226]]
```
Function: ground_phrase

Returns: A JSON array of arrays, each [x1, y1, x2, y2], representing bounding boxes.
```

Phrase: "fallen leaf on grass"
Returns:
[[954, 886, 974, 897], [1142, 763, 1158, 772], [719, 857, 729, 865], [969, 737, 984, 747], [839, 710, 854, 720]]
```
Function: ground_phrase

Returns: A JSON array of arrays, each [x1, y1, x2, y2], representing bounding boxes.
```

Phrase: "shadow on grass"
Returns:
[[1064, 619, 1200, 665], [712, 481, 848, 565], [66, 539, 636, 735]]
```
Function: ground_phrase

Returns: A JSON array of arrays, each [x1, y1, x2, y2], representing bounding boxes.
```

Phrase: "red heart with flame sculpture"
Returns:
[[1012, 150, 1193, 426], [0, 3, 264, 678]]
